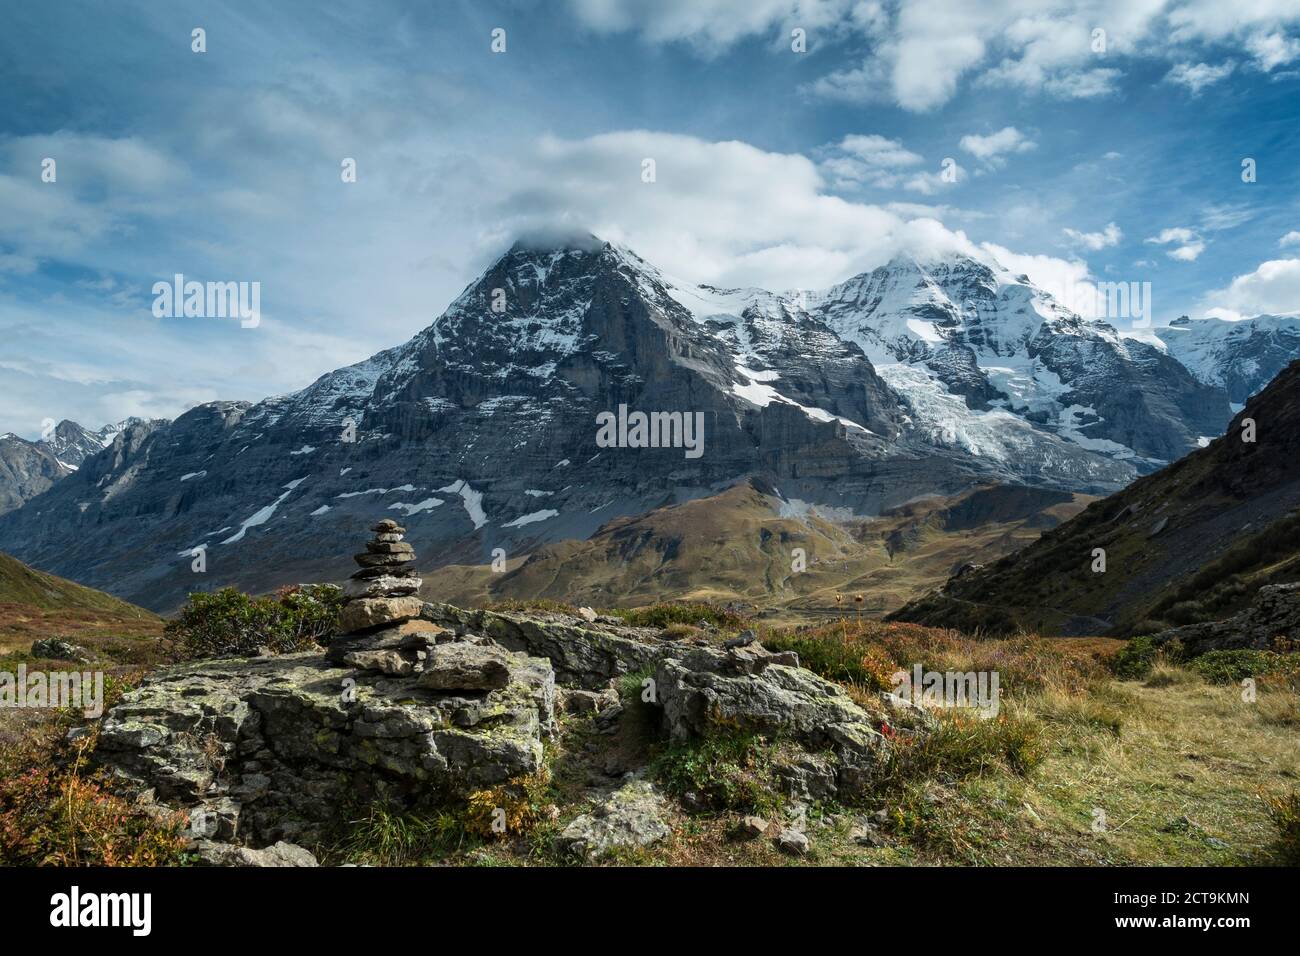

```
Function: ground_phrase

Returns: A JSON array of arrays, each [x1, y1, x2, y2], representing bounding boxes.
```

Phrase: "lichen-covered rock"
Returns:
[[654, 643, 886, 800], [1151, 582, 1300, 654], [194, 840, 318, 867], [772, 749, 838, 802], [96, 643, 555, 849], [30, 638, 91, 662], [555, 779, 671, 859], [422, 603, 677, 689], [418, 642, 514, 691]]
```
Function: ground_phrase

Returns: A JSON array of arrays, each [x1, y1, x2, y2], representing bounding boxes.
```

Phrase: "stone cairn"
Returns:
[[327, 518, 448, 673]]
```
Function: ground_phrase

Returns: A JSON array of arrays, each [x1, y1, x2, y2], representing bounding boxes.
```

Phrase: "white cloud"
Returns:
[[817, 134, 924, 189], [1040, 67, 1123, 98], [1245, 30, 1300, 70], [494, 130, 973, 289], [1202, 257, 1300, 318], [1168, 1, 1300, 70], [980, 241, 1099, 318], [575, 1, 1300, 111], [1165, 60, 1236, 92], [567, 0, 853, 52], [1146, 226, 1206, 261], [902, 161, 966, 196], [1063, 222, 1122, 250], [1280, 231, 1300, 247], [959, 126, 1037, 166]]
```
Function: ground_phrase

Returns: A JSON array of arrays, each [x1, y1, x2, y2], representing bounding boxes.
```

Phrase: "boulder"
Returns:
[[30, 638, 91, 662], [774, 828, 810, 856], [423, 603, 675, 690], [96, 645, 555, 847], [337, 596, 424, 633], [653, 643, 886, 800], [417, 643, 514, 691], [555, 779, 671, 860], [194, 840, 318, 867], [1151, 582, 1300, 653]]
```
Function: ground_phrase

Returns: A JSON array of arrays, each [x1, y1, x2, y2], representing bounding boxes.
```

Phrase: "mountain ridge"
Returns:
[[0, 235, 1294, 612]]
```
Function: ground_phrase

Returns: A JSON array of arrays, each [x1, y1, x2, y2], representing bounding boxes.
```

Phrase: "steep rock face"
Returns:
[[0, 434, 66, 515], [40, 418, 140, 469], [1151, 582, 1300, 654]]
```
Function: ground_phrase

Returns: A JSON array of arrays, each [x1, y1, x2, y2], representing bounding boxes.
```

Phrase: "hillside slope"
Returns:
[[891, 360, 1300, 636], [421, 478, 1090, 620], [0, 551, 160, 654]]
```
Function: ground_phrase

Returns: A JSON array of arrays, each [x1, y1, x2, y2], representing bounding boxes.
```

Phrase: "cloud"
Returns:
[[1202, 257, 1300, 318], [1245, 30, 1300, 70], [1280, 231, 1300, 247], [1063, 222, 1122, 250], [1199, 204, 1255, 231], [566, 0, 852, 52], [575, 1, 1300, 111], [1168, 1, 1300, 70], [980, 241, 1099, 318], [1040, 67, 1123, 98], [1165, 60, 1236, 92], [902, 161, 966, 196], [958, 126, 1037, 166], [492, 130, 978, 289], [1146, 226, 1206, 261], [817, 134, 924, 189]]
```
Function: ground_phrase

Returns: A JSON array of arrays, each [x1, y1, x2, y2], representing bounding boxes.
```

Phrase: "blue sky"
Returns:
[[2, 0, 1299, 436]]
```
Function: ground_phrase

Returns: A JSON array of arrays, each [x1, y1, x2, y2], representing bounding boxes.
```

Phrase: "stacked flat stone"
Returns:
[[328, 519, 447, 673]]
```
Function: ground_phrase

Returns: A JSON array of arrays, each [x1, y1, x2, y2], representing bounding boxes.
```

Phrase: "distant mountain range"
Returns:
[[0, 419, 139, 514], [0, 236, 1295, 612]]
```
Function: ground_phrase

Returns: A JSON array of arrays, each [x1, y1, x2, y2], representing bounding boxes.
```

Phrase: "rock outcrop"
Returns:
[[1151, 582, 1300, 654], [97, 526, 557, 848], [97, 583, 896, 862], [654, 641, 887, 799]]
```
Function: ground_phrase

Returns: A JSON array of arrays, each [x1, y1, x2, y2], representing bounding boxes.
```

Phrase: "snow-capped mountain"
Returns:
[[40, 418, 140, 470], [0, 236, 1279, 611], [1138, 314, 1300, 407], [805, 254, 1229, 468], [0, 418, 143, 515]]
